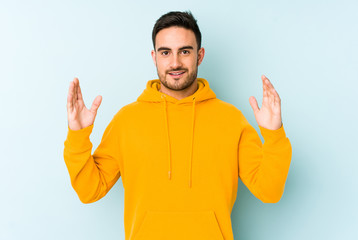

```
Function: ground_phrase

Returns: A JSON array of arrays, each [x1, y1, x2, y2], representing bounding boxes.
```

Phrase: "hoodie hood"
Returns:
[[137, 78, 216, 104], [137, 78, 216, 188]]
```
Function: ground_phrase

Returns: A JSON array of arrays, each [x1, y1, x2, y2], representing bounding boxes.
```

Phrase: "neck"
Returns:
[[159, 79, 198, 100]]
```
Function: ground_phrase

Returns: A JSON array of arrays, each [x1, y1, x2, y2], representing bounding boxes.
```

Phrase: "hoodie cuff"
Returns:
[[259, 124, 287, 145], [64, 124, 94, 150]]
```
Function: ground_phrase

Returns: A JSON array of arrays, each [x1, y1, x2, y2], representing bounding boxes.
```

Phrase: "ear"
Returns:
[[151, 50, 157, 65], [197, 47, 205, 66]]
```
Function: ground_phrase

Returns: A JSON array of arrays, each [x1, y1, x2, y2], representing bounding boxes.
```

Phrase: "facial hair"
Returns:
[[157, 61, 198, 91]]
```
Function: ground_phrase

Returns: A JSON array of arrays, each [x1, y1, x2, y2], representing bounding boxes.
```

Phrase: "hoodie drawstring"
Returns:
[[161, 95, 172, 180], [189, 97, 196, 188], [161, 94, 196, 188]]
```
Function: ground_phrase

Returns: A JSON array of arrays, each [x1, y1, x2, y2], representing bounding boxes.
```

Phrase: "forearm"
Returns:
[[257, 125, 292, 202], [239, 124, 292, 203], [63, 124, 120, 204]]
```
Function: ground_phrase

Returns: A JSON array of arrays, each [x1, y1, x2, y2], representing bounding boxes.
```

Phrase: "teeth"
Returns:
[[170, 72, 183, 75]]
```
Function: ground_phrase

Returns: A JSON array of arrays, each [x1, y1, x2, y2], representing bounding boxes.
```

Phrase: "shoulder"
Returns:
[[209, 98, 251, 128], [210, 98, 245, 117], [115, 101, 140, 114], [109, 101, 141, 124]]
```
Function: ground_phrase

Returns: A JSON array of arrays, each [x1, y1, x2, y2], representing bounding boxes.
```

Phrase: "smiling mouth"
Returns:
[[168, 71, 185, 77]]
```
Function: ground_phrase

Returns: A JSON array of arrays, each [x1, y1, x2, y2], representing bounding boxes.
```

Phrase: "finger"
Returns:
[[74, 77, 78, 104], [262, 75, 275, 91], [261, 74, 266, 81], [262, 77, 269, 101], [265, 82, 275, 105], [77, 81, 83, 102], [69, 78, 78, 110], [76, 79, 86, 109], [90, 95, 102, 114], [249, 96, 260, 113], [73, 77, 80, 108], [269, 88, 275, 105], [271, 88, 281, 105], [263, 76, 280, 105], [263, 75, 278, 105], [67, 81, 74, 111]]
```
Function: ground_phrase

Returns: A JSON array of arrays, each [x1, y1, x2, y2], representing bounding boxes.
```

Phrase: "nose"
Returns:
[[170, 53, 182, 69]]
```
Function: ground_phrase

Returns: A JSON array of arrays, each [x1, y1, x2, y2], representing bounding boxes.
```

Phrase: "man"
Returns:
[[64, 11, 292, 240]]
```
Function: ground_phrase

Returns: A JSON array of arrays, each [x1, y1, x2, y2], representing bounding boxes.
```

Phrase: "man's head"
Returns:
[[152, 11, 202, 50], [151, 11, 205, 93]]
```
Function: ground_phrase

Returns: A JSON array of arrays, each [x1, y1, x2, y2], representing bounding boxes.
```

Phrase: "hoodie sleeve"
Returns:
[[63, 116, 121, 204], [237, 115, 292, 203]]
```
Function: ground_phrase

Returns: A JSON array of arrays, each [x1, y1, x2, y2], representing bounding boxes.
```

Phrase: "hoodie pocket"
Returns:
[[133, 210, 224, 240]]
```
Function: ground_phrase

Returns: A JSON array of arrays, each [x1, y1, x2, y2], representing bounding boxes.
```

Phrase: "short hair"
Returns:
[[152, 11, 202, 50]]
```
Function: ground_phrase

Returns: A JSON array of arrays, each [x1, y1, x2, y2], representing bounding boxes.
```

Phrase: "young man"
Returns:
[[64, 11, 292, 240]]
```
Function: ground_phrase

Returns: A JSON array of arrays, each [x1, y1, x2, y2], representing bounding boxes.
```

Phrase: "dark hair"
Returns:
[[152, 11, 202, 50]]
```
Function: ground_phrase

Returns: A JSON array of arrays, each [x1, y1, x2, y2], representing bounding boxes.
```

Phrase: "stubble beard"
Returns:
[[157, 65, 198, 91]]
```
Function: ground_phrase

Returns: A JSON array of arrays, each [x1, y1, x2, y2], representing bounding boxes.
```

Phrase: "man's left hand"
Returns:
[[249, 75, 282, 130]]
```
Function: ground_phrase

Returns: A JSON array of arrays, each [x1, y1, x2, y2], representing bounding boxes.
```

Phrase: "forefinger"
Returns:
[[67, 80, 74, 110], [262, 75, 275, 90]]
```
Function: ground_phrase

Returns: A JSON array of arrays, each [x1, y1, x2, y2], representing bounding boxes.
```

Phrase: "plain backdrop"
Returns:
[[0, 0, 357, 239]]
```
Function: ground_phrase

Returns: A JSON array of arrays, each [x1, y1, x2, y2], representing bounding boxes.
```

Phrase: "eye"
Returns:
[[181, 50, 190, 55], [161, 51, 169, 56]]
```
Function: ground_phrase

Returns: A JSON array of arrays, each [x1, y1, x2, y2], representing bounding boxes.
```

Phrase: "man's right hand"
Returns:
[[67, 77, 102, 131]]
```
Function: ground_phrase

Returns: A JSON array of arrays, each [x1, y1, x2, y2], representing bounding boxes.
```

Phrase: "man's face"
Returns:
[[151, 26, 205, 91]]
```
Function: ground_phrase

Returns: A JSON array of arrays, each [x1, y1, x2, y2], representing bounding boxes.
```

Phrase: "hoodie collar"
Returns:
[[137, 78, 216, 188], [137, 78, 216, 104]]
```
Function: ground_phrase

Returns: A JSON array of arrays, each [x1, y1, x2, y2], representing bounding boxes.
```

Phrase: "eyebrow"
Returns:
[[157, 46, 194, 52]]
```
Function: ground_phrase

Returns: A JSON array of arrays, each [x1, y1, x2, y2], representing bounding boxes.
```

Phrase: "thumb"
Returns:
[[90, 95, 102, 114], [249, 96, 259, 113]]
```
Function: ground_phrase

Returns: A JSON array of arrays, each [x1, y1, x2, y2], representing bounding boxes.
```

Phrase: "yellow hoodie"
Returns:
[[63, 78, 292, 240]]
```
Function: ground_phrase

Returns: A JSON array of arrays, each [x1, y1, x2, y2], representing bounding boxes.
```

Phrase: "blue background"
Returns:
[[1, 0, 357, 239]]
